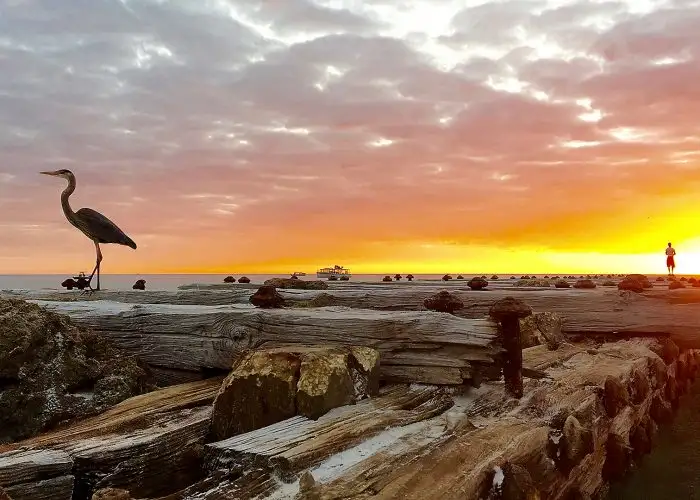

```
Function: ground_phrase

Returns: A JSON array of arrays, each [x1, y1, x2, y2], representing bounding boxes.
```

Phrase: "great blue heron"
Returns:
[[41, 169, 137, 291]]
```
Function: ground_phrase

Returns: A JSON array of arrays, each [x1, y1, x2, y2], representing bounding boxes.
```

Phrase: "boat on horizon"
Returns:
[[291, 271, 306, 277], [316, 265, 352, 280]]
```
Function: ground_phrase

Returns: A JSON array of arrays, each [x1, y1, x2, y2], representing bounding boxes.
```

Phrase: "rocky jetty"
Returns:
[[0, 299, 152, 443], [263, 278, 328, 290]]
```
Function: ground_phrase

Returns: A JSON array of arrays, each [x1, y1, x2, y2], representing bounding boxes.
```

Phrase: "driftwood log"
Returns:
[[32, 301, 502, 386], [0, 379, 224, 500]]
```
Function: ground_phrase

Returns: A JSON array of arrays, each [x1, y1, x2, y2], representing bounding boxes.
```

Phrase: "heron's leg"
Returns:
[[87, 241, 103, 291]]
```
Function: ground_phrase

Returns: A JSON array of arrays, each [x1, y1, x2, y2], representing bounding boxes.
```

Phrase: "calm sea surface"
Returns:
[[0, 273, 616, 291]]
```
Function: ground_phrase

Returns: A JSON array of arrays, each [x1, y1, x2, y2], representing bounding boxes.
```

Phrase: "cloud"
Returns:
[[1, 0, 699, 272]]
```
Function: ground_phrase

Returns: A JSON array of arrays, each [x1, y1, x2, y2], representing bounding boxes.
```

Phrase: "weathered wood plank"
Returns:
[[2, 377, 223, 451], [206, 385, 453, 480], [30, 301, 502, 386], [4, 475, 74, 500]]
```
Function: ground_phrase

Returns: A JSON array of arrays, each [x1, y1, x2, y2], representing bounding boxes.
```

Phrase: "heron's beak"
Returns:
[[40, 171, 59, 176]]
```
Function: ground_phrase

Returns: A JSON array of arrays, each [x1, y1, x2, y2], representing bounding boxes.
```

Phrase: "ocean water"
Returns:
[[0, 272, 665, 292], [0, 273, 507, 291]]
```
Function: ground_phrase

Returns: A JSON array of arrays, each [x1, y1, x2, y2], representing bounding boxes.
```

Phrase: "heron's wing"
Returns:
[[75, 208, 137, 248]]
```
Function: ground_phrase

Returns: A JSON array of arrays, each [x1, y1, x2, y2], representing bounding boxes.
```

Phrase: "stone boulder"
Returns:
[[423, 291, 464, 314], [669, 280, 686, 290], [573, 279, 596, 289], [554, 279, 570, 289], [406, 274, 414, 281], [92, 489, 132, 500], [468, 277, 488, 291], [442, 274, 453, 281], [514, 279, 551, 287], [132, 279, 146, 290], [0, 299, 153, 443], [456, 275, 464, 280], [249, 286, 285, 308], [382, 276, 392, 282], [0, 487, 10, 500], [223, 276, 236, 283], [238, 276, 251, 284], [263, 278, 328, 290], [519, 312, 564, 349], [618, 278, 644, 293], [625, 274, 652, 288], [210, 346, 380, 441]]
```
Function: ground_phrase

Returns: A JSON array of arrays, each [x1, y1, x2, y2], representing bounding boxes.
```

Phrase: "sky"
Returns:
[[1, 0, 700, 275]]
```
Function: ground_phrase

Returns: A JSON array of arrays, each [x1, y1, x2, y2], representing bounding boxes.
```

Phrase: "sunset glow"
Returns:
[[1, 0, 700, 275]]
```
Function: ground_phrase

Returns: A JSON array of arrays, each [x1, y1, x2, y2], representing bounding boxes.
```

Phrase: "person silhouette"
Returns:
[[665, 242, 676, 276]]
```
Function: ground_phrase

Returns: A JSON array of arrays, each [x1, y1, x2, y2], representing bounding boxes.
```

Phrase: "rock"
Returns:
[[263, 278, 328, 290], [560, 415, 593, 471], [491, 275, 499, 280], [602, 280, 616, 287], [630, 415, 653, 458], [518, 312, 564, 350], [406, 274, 414, 281], [424, 291, 464, 314], [669, 280, 686, 290], [468, 277, 488, 291], [394, 274, 402, 281], [625, 274, 652, 288], [61, 278, 77, 290], [689, 277, 697, 284], [618, 278, 644, 293], [630, 369, 651, 404], [92, 488, 133, 500], [490, 297, 533, 321], [554, 279, 570, 289], [603, 433, 631, 481], [297, 351, 356, 419], [339, 275, 350, 281], [442, 274, 452, 281], [210, 346, 380, 440], [456, 275, 464, 280], [249, 286, 285, 308], [510, 276, 516, 280], [656, 277, 665, 282], [0, 299, 152, 443], [0, 487, 10, 500], [382, 276, 392, 282], [573, 279, 596, 289], [603, 376, 629, 417], [514, 279, 550, 287], [238, 276, 251, 284], [650, 394, 673, 424], [298, 471, 318, 498], [483, 462, 540, 500], [132, 279, 146, 290], [210, 350, 301, 441], [223, 276, 236, 283], [681, 277, 688, 282]]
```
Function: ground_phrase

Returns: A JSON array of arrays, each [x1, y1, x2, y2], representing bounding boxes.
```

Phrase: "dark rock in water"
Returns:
[[394, 274, 402, 281], [223, 276, 236, 283], [681, 277, 688, 282], [424, 291, 464, 314], [510, 276, 516, 280], [339, 275, 350, 281], [382, 276, 392, 282], [264, 278, 328, 290], [468, 277, 488, 290], [289, 275, 299, 280], [625, 274, 652, 288], [669, 280, 686, 290], [0, 298, 153, 444], [554, 279, 571, 289], [618, 278, 644, 293], [655, 276, 665, 282], [456, 275, 464, 280], [689, 277, 697, 284], [573, 279, 596, 289], [238, 276, 251, 284], [406, 274, 414, 281], [61, 278, 77, 290], [132, 279, 146, 290], [491, 275, 499, 280], [442, 274, 452, 281], [249, 286, 285, 308]]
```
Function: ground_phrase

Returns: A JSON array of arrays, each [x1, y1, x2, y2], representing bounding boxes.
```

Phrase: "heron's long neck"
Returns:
[[61, 177, 76, 220]]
